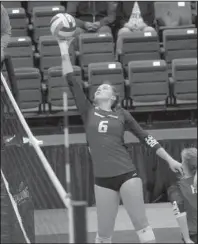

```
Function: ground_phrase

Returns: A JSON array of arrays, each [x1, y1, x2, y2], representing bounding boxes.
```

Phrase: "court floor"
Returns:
[[35, 203, 182, 243]]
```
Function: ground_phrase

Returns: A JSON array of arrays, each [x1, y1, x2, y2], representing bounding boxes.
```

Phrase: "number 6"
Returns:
[[98, 121, 108, 133]]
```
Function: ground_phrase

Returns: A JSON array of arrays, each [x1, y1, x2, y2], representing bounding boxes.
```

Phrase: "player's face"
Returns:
[[94, 84, 115, 102]]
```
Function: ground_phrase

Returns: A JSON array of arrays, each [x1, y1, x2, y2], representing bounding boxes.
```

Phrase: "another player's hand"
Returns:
[[92, 21, 101, 31], [84, 22, 94, 31], [169, 159, 183, 175]]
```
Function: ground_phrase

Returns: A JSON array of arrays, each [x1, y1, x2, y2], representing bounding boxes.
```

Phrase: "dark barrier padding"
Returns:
[[3, 138, 196, 210]]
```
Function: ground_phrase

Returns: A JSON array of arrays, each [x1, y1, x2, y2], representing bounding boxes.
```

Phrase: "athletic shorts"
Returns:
[[95, 171, 138, 192]]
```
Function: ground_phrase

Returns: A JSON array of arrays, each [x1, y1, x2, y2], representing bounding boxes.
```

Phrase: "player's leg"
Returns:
[[94, 184, 120, 243], [120, 177, 156, 243]]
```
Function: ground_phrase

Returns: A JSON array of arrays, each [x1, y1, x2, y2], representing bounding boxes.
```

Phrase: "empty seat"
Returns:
[[6, 8, 28, 37], [118, 31, 160, 76], [79, 33, 115, 79], [128, 60, 169, 110], [163, 28, 197, 72], [27, 1, 60, 15], [88, 62, 125, 102], [2, 1, 21, 8], [32, 6, 65, 42], [5, 37, 34, 69], [47, 66, 82, 112], [13, 68, 42, 113], [38, 36, 75, 79], [172, 58, 197, 107], [154, 2, 195, 31]]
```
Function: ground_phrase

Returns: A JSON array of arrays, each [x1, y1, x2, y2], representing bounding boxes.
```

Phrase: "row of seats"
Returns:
[[3, 1, 196, 42], [6, 59, 197, 116], [4, 29, 197, 80]]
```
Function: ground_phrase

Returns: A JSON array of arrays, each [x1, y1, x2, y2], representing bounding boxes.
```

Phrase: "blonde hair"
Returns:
[[181, 148, 197, 176]]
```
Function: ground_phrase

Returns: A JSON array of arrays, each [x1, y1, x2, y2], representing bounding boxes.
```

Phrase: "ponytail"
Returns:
[[181, 148, 197, 176]]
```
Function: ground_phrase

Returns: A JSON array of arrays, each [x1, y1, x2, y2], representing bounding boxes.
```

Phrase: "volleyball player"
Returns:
[[168, 148, 197, 244], [58, 38, 183, 243]]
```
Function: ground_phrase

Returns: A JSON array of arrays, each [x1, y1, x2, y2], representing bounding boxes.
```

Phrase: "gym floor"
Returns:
[[35, 203, 183, 243]]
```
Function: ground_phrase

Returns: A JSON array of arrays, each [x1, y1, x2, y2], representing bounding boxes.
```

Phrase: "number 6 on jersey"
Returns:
[[98, 121, 108, 133]]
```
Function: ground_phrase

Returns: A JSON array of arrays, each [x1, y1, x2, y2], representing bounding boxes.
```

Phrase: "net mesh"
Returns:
[[1, 73, 70, 243]]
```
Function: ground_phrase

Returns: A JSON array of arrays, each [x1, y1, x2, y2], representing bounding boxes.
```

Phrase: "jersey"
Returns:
[[66, 72, 161, 177], [178, 177, 197, 235]]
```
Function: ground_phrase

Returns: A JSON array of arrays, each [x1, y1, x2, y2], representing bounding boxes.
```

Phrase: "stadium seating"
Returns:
[[171, 58, 197, 107], [27, 1, 60, 15], [88, 62, 125, 102], [128, 60, 169, 111], [118, 31, 160, 76], [79, 33, 115, 79], [47, 66, 82, 112], [6, 8, 28, 37], [5, 36, 34, 69], [13, 67, 42, 113], [38, 36, 75, 79], [154, 2, 195, 32], [2, 1, 21, 8], [31, 6, 65, 43], [163, 28, 197, 73]]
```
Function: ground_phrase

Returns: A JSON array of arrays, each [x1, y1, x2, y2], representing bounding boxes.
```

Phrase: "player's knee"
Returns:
[[136, 226, 156, 243], [95, 234, 112, 243]]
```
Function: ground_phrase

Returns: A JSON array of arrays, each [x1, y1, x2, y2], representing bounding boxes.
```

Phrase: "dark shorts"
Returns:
[[95, 171, 138, 192]]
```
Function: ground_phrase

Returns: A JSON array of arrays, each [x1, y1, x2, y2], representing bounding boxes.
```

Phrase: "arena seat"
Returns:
[[2, 1, 21, 8], [88, 62, 125, 102], [154, 2, 195, 32], [128, 60, 169, 111], [6, 8, 28, 37], [47, 66, 82, 113], [27, 1, 60, 15], [38, 36, 75, 79], [79, 33, 115, 79], [171, 58, 197, 108], [163, 28, 197, 73], [118, 31, 160, 76], [32, 6, 65, 43], [5, 37, 34, 69], [13, 67, 42, 114]]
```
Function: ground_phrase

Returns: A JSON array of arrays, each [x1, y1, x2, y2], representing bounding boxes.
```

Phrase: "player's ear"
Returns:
[[111, 95, 116, 101]]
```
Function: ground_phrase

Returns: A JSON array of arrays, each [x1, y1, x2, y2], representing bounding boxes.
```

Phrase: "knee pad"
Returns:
[[136, 226, 156, 243], [95, 234, 112, 243]]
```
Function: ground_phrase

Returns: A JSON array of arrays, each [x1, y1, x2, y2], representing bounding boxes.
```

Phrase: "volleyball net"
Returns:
[[1, 60, 87, 243]]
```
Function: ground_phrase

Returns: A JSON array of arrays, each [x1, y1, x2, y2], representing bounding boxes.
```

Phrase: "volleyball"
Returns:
[[50, 13, 76, 39]]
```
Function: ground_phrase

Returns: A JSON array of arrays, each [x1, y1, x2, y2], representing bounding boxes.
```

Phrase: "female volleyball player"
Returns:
[[168, 148, 197, 244], [58, 38, 183, 243]]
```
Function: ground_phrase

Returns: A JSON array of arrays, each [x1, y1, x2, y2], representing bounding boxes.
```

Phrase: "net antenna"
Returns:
[[1, 72, 74, 242], [63, 89, 87, 243]]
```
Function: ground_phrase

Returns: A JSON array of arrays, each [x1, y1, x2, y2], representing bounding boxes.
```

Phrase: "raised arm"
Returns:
[[123, 109, 183, 175], [58, 40, 92, 123]]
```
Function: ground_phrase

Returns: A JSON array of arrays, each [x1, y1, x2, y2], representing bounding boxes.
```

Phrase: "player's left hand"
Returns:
[[92, 21, 101, 31], [169, 159, 183, 176]]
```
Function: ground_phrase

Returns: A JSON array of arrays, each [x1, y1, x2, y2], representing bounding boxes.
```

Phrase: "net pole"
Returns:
[[1, 72, 70, 210], [63, 91, 74, 243], [63, 92, 87, 243]]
